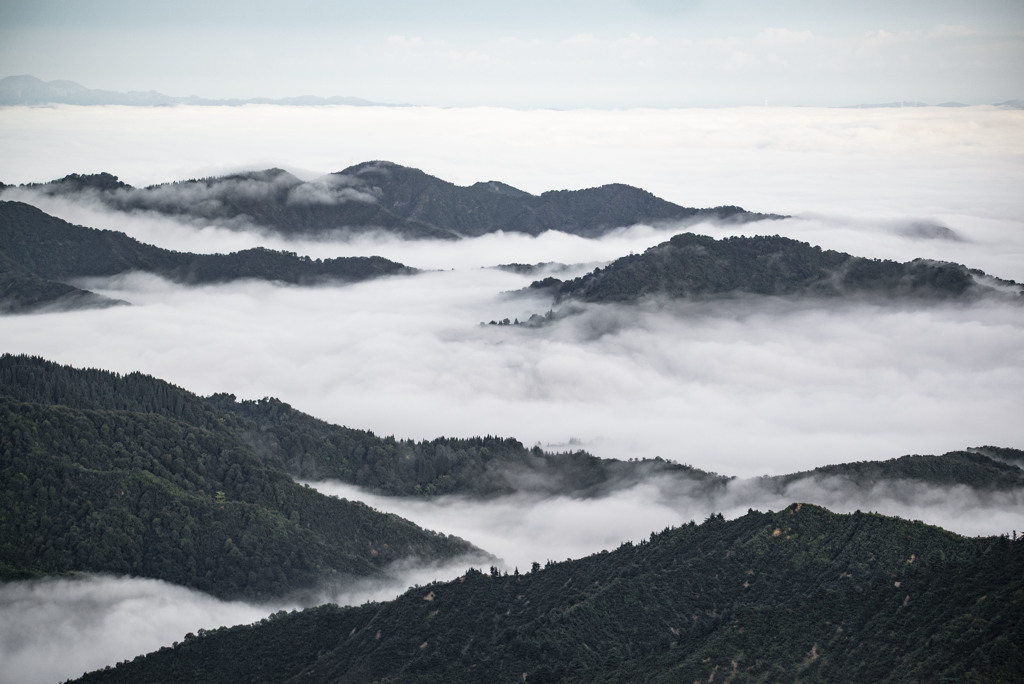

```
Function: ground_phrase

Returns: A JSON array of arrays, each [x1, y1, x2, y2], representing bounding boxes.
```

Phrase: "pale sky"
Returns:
[[1, 0, 1022, 107]]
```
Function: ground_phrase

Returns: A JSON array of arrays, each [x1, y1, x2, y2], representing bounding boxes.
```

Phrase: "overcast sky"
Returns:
[[1, 0, 1022, 107]]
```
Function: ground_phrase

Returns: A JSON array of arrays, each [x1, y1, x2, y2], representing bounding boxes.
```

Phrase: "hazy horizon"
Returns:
[[2, 1, 1022, 108]]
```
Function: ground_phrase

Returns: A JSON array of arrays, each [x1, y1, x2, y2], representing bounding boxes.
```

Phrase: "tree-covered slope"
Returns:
[[209, 392, 1024, 502], [71, 505, 1024, 683], [0, 356, 479, 599], [0, 200, 414, 312], [207, 393, 725, 498], [6, 354, 1018, 510], [15, 162, 783, 240], [533, 232, 1023, 303]]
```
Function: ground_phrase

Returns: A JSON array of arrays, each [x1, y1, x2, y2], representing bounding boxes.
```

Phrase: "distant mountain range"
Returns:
[[4, 75, 1022, 110], [0, 75, 387, 107], [844, 99, 1024, 109], [526, 232, 1023, 306], [0, 201, 413, 313], [11, 161, 785, 240], [71, 503, 1024, 683]]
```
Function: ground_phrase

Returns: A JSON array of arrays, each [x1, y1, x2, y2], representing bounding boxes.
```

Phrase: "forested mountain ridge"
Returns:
[[72, 505, 1024, 683], [531, 232, 1023, 304], [12, 161, 784, 239], [4, 354, 1020, 506], [767, 448, 1024, 492], [0, 356, 480, 599], [0, 354, 724, 500], [207, 393, 725, 498], [0, 201, 413, 313]]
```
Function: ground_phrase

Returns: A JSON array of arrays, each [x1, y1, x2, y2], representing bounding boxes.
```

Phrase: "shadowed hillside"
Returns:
[[71, 505, 1024, 683], [14, 162, 784, 239], [0, 201, 413, 313], [0, 355, 480, 600], [530, 232, 1023, 304]]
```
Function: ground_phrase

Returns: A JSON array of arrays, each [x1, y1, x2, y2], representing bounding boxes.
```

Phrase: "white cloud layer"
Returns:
[[308, 476, 1024, 572]]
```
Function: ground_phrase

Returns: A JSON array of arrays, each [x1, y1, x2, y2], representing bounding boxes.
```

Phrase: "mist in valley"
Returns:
[[1, 104, 1022, 682]]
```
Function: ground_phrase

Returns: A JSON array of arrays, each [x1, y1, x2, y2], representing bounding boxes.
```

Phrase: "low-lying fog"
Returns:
[[1, 104, 1022, 682], [4, 232, 1022, 475], [0, 556, 488, 684], [309, 475, 1024, 571]]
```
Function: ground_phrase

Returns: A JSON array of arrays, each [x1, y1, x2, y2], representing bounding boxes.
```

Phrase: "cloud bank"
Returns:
[[308, 475, 1024, 572]]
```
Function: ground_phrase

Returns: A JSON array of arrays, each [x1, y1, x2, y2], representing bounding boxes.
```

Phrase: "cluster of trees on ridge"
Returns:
[[528, 232, 1023, 305], [71, 504, 1024, 683]]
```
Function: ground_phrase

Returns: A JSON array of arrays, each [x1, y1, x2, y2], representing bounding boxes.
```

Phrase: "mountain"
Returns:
[[0, 355, 480, 599], [530, 232, 1023, 304], [71, 505, 1024, 683], [206, 391, 1024, 501], [206, 393, 725, 498], [766, 448, 1024, 493], [4, 351, 1023, 605], [0, 201, 414, 313], [0, 75, 385, 107], [331, 161, 783, 238], [6, 352, 1019, 508], [14, 162, 785, 240]]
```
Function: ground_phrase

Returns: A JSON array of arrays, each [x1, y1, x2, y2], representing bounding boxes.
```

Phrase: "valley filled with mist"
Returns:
[[2, 103, 1023, 682]]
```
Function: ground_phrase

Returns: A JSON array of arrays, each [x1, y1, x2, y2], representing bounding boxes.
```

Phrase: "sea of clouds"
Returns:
[[1, 103, 1022, 682]]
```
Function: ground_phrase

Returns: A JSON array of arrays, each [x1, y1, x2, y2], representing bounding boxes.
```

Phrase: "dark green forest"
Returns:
[[0, 355, 479, 599], [19, 162, 783, 240], [207, 392, 725, 498], [5, 352, 1024, 607], [5, 353, 1021, 508], [532, 232, 1023, 303], [72, 505, 1024, 683], [0, 200, 413, 313]]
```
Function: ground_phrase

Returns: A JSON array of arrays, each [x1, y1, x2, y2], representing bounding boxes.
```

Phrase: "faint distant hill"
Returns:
[[16, 162, 785, 240], [0, 201, 413, 313], [0, 74, 387, 107], [841, 101, 1006, 108], [995, 99, 1024, 110], [528, 232, 1023, 305]]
